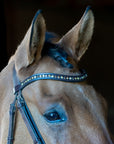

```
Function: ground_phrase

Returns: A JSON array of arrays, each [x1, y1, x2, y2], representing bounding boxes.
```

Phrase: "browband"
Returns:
[[13, 69, 88, 94]]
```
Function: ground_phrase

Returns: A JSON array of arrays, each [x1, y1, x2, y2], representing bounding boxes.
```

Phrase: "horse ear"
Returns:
[[29, 10, 46, 64], [15, 10, 46, 71], [58, 7, 94, 62]]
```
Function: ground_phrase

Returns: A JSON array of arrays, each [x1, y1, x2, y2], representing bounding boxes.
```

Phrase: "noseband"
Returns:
[[7, 65, 88, 144]]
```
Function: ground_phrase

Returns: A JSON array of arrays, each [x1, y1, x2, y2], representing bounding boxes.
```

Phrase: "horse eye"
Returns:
[[44, 111, 60, 121], [44, 110, 67, 123]]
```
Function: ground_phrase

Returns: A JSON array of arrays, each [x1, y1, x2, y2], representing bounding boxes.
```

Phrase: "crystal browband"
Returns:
[[14, 69, 88, 94]]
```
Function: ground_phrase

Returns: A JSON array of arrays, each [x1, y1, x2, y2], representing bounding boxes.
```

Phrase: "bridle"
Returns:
[[7, 65, 88, 144]]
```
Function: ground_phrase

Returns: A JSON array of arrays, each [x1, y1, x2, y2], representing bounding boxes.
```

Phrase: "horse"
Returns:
[[0, 7, 113, 144]]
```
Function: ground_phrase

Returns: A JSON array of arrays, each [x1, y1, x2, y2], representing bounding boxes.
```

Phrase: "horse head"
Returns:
[[0, 7, 113, 144]]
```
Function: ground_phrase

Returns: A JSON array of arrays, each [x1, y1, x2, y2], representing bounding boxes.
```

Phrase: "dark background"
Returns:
[[0, 0, 114, 134]]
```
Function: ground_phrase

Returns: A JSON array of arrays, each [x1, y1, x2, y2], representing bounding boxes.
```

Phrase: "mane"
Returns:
[[42, 32, 73, 69]]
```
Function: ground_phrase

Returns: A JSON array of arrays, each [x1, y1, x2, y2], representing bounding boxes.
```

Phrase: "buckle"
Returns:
[[13, 84, 21, 94]]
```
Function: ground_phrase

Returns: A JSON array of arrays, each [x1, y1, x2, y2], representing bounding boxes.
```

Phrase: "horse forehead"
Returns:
[[35, 79, 88, 100], [36, 80, 101, 112]]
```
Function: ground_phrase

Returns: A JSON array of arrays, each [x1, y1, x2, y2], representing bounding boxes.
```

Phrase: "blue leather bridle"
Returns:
[[7, 65, 88, 144]]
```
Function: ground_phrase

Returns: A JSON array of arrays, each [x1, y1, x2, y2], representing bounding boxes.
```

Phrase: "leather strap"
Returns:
[[7, 66, 46, 144], [7, 97, 16, 144], [14, 70, 87, 94], [17, 92, 45, 144]]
